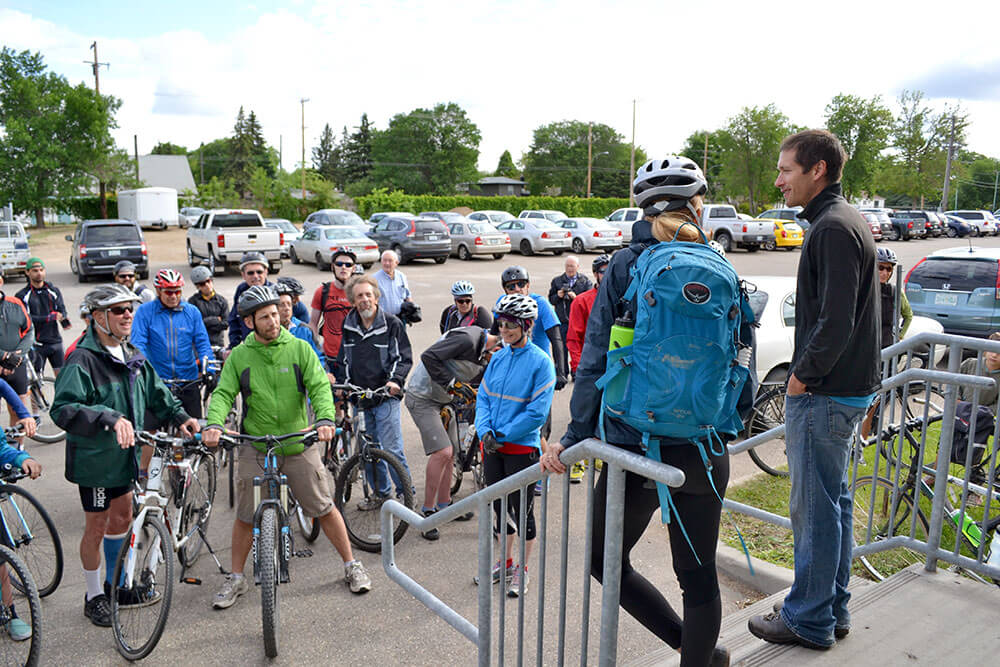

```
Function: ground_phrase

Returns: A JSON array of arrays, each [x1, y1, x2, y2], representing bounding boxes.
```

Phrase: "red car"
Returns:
[[861, 211, 883, 241]]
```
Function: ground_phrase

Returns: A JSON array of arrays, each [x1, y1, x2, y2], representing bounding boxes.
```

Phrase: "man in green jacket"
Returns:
[[203, 285, 371, 608], [52, 284, 199, 627]]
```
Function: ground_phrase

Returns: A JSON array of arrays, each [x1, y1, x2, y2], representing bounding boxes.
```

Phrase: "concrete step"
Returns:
[[627, 564, 1000, 666]]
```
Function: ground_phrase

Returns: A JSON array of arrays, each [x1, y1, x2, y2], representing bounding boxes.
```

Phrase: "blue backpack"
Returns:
[[596, 227, 755, 561]]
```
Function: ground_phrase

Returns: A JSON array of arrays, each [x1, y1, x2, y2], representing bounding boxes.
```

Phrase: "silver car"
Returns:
[[468, 210, 516, 226], [446, 219, 511, 260], [265, 218, 301, 258], [558, 217, 623, 253], [289, 225, 379, 270], [495, 218, 571, 256]]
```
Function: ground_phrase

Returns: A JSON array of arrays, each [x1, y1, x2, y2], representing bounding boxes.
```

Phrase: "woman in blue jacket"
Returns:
[[475, 294, 554, 598]]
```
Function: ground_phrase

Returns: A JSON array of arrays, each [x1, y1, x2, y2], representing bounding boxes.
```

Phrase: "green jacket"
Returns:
[[52, 326, 188, 488], [206, 327, 335, 455]]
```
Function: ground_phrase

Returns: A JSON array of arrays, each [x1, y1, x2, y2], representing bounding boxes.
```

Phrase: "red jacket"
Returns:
[[566, 287, 599, 373]]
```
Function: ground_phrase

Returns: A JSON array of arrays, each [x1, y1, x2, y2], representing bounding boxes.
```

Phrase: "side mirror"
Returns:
[[64, 235, 73, 242]]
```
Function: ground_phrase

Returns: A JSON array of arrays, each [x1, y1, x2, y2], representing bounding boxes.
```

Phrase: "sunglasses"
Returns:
[[162, 289, 182, 296], [195, 280, 211, 287], [455, 298, 472, 305], [244, 269, 265, 276], [878, 265, 894, 273], [498, 320, 522, 330], [116, 274, 135, 280], [504, 280, 528, 290], [108, 305, 134, 315], [334, 261, 355, 268]]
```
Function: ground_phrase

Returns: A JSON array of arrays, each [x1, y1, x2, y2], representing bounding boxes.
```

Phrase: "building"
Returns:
[[466, 176, 528, 197], [137, 155, 197, 195]]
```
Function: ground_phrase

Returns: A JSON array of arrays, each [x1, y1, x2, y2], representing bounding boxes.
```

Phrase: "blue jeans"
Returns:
[[781, 393, 865, 647], [363, 398, 412, 497]]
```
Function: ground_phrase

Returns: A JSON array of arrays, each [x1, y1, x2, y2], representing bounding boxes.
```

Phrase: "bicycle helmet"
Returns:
[[501, 265, 530, 287], [451, 280, 475, 297], [331, 248, 357, 264], [84, 284, 142, 312], [876, 247, 897, 266], [113, 260, 137, 277], [632, 156, 707, 212], [237, 284, 280, 317], [592, 254, 611, 273], [275, 276, 306, 296], [153, 268, 185, 289], [239, 251, 268, 271], [190, 266, 212, 284], [495, 293, 538, 325], [79, 302, 91, 318]]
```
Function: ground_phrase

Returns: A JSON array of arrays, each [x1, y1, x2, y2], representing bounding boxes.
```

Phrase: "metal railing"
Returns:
[[727, 331, 1000, 583], [379, 438, 685, 667]]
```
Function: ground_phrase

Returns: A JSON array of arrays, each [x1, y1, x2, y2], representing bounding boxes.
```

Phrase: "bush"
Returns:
[[355, 189, 630, 220], [51, 196, 118, 220]]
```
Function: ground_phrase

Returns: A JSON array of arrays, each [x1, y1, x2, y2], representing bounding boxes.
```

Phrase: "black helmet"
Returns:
[[238, 285, 280, 317], [592, 254, 612, 273], [330, 248, 357, 265], [398, 301, 422, 326], [275, 276, 305, 296], [501, 265, 529, 287]]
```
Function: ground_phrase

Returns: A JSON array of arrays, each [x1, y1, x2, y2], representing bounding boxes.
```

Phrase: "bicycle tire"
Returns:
[[334, 449, 413, 553], [178, 453, 217, 568], [27, 375, 65, 444], [289, 490, 314, 542], [0, 484, 63, 598], [745, 386, 789, 477], [451, 447, 465, 495], [111, 514, 174, 661], [0, 545, 42, 666], [851, 475, 929, 581], [259, 506, 280, 659]]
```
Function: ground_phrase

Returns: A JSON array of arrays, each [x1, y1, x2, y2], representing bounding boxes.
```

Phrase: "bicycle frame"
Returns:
[[251, 451, 293, 585]]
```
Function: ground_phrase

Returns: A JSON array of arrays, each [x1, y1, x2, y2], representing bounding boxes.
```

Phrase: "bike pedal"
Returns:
[[294, 549, 313, 558], [182, 577, 202, 585]]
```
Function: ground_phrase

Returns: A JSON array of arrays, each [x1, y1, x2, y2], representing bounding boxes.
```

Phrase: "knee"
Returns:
[[676, 563, 719, 608], [430, 447, 451, 464]]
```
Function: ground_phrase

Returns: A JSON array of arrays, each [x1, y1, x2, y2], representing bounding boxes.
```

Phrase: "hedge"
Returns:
[[50, 196, 118, 220], [354, 191, 630, 220]]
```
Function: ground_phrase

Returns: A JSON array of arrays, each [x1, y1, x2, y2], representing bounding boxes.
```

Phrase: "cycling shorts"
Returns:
[[31, 342, 65, 372], [3, 362, 27, 396], [78, 485, 131, 513]]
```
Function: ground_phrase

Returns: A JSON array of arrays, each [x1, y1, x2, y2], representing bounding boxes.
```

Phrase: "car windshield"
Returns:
[[324, 227, 366, 240], [415, 221, 447, 233], [469, 222, 493, 233], [330, 212, 364, 226], [213, 214, 261, 228], [487, 212, 513, 222], [910, 259, 999, 292], [84, 225, 141, 244], [533, 220, 560, 229], [543, 212, 567, 221], [0, 224, 24, 239]]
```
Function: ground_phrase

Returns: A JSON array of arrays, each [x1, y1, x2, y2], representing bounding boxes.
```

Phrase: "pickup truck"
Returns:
[[700, 204, 769, 252], [185, 209, 283, 275], [0, 221, 30, 279]]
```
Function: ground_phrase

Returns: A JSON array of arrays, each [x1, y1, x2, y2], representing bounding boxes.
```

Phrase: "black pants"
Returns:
[[590, 444, 729, 667], [145, 383, 201, 430], [558, 322, 571, 376], [484, 450, 538, 541]]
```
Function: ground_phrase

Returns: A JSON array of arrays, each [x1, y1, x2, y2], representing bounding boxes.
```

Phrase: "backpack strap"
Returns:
[[670, 222, 710, 244], [317, 281, 332, 329], [645, 432, 702, 566]]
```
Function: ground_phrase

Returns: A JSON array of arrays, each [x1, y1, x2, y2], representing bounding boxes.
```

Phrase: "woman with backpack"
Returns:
[[543, 156, 738, 667]]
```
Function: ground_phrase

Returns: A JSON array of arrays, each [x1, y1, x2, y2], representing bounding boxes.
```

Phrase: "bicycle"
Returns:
[[0, 544, 42, 666], [443, 386, 485, 495], [110, 431, 227, 661], [215, 430, 322, 659], [23, 360, 63, 445], [325, 384, 414, 553]]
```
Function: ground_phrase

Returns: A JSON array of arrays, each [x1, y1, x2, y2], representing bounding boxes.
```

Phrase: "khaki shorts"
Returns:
[[404, 393, 455, 455], [235, 444, 333, 524]]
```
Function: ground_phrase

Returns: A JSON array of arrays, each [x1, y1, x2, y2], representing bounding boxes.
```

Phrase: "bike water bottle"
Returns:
[[609, 310, 635, 350], [147, 455, 164, 492], [949, 509, 984, 549], [462, 424, 476, 454], [986, 533, 1000, 569]]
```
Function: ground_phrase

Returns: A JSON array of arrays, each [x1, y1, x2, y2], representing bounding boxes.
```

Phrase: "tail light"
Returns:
[[904, 258, 925, 287], [474, 237, 484, 245], [364, 244, 377, 250], [742, 224, 748, 233], [279, 232, 284, 246], [79, 244, 87, 258], [504, 235, 510, 243], [140, 241, 148, 256], [406, 220, 415, 237], [593, 230, 601, 237], [995, 263, 1000, 300], [781, 230, 787, 238], [907, 221, 913, 229], [615, 230, 622, 237], [217, 233, 226, 248], [541, 232, 549, 239]]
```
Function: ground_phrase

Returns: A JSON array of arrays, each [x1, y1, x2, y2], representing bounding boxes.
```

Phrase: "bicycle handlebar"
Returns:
[[330, 383, 400, 402], [216, 429, 321, 452], [869, 412, 945, 441], [0, 463, 27, 483]]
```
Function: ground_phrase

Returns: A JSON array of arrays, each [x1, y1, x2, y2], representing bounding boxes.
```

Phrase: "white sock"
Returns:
[[230, 572, 244, 580], [344, 559, 357, 569], [84, 567, 103, 601]]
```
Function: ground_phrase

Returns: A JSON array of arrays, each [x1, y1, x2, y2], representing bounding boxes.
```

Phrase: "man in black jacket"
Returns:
[[548, 256, 591, 378], [187, 266, 228, 350], [749, 130, 880, 651], [16, 257, 69, 377]]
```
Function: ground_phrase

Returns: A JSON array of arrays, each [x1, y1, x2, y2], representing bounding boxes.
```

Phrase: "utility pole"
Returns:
[[703, 133, 709, 175], [586, 122, 593, 198], [134, 135, 139, 181], [629, 99, 636, 206], [993, 171, 998, 211], [85, 42, 110, 216], [300, 98, 309, 205], [940, 114, 957, 212]]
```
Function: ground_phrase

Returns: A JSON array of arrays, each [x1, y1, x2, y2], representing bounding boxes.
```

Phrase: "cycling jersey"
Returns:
[[131, 299, 213, 382], [15, 282, 68, 344], [475, 341, 554, 452]]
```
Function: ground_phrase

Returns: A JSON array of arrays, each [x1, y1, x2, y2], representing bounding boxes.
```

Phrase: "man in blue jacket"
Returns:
[[227, 252, 274, 349], [131, 269, 213, 421]]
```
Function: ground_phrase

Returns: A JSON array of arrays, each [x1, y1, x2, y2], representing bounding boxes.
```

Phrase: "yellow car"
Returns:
[[760, 219, 803, 250]]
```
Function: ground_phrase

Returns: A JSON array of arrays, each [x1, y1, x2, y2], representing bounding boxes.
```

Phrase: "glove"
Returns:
[[0, 351, 23, 371], [481, 431, 500, 455], [555, 375, 567, 391]]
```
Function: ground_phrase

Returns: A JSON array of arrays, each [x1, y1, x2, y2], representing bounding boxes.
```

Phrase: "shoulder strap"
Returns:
[[318, 282, 332, 328]]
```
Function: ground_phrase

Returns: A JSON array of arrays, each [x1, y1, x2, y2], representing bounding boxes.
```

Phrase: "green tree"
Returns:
[[0, 48, 121, 226], [370, 103, 480, 195], [312, 123, 343, 187], [189, 138, 230, 185], [522, 121, 634, 197], [951, 152, 1000, 210], [716, 105, 794, 214], [494, 150, 519, 178], [824, 94, 893, 200], [680, 129, 731, 200], [341, 113, 374, 187], [193, 176, 239, 209], [227, 107, 254, 198], [245, 110, 275, 177], [151, 141, 188, 156]]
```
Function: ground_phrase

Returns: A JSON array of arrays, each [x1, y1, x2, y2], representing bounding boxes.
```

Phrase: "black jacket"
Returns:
[[791, 183, 881, 396], [15, 282, 67, 344], [228, 280, 273, 348], [439, 304, 492, 334], [548, 273, 593, 325], [335, 307, 413, 390], [188, 291, 229, 348]]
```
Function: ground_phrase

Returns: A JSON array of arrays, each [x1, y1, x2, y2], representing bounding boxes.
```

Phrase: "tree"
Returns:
[[188, 138, 230, 185], [227, 107, 254, 198], [824, 94, 893, 200], [245, 110, 275, 177], [716, 105, 794, 214], [680, 130, 730, 200], [494, 150, 519, 178], [312, 123, 343, 187], [0, 48, 121, 226], [341, 113, 374, 187], [952, 152, 1000, 210], [522, 121, 635, 197], [151, 142, 188, 156], [370, 103, 480, 195]]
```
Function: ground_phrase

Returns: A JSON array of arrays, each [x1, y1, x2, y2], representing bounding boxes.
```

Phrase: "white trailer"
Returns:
[[117, 187, 179, 230]]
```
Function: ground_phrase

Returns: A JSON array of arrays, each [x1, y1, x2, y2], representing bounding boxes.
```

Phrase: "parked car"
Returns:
[[892, 210, 942, 238], [367, 215, 451, 264], [368, 212, 414, 230], [519, 209, 568, 223], [942, 214, 973, 238], [468, 210, 516, 226], [265, 218, 301, 258], [290, 225, 379, 270], [860, 212, 884, 241], [178, 206, 205, 229], [495, 218, 571, 256], [67, 219, 149, 283], [186, 208, 282, 275], [605, 207, 643, 242], [445, 219, 510, 260], [757, 207, 807, 231], [762, 219, 804, 251], [0, 222, 30, 279], [945, 210, 999, 237], [701, 204, 768, 252], [905, 246, 1000, 337], [557, 217, 623, 253], [858, 208, 894, 239], [303, 209, 367, 231], [886, 210, 928, 240]]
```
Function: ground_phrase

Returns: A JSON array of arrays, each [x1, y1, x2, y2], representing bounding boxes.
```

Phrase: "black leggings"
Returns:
[[590, 444, 729, 667], [484, 450, 538, 541]]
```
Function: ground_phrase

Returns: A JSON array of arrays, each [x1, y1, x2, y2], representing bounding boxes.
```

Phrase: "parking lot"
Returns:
[[10, 227, 999, 664]]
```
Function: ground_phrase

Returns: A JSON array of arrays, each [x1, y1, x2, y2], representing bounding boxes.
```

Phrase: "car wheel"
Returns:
[[714, 232, 732, 253], [552, 249, 564, 255], [363, 263, 373, 270], [571, 238, 585, 254], [70, 256, 78, 275], [208, 249, 223, 275], [493, 253, 505, 260], [140, 270, 149, 280], [971, 227, 980, 237], [434, 257, 447, 265], [315, 252, 328, 271], [763, 240, 777, 251], [888, 227, 900, 241], [518, 239, 534, 256], [457, 245, 472, 261], [289, 247, 300, 264], [187, 243, 198, 267], [946, 227, 957, 238], [784, 246, 795, 251], [392, 244, 408, 265], [269, 261, 280, 275], [745, 244, 760, 253]]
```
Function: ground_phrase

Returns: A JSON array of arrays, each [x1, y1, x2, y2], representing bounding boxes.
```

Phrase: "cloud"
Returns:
[[902, 60, 1000, 102]]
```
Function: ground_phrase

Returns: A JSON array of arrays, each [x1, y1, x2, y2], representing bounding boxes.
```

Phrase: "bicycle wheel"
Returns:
[[178, 454, 216, 568], [746, 386, 789, 477], [287, 490, 314, 543], [851, 475, 929, 580], [0, 545, 42, 666], [451, 447, 465, 496], [259, 506, 280, 659], [0, 485, 62, 598], [27, 374, 64, 444], [111, 514, 174, 661], [334, 449, 413, 553], [470, 441, 486, 492]]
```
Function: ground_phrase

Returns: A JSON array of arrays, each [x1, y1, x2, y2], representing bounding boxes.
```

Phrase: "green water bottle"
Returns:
[[609, 310, 635, 350], [949, 509, 984, 549]]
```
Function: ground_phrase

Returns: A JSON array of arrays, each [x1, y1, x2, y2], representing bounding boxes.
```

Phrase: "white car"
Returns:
[[265, 218, 301, 258], [519, 209, 567, 222], [944, 210, 999, 237], [468, 210, 516, 226], [605, 207, 643, 242], [289, 225, 379, 270], [495, 218, 571, 256], [558, 217, 623, 253]]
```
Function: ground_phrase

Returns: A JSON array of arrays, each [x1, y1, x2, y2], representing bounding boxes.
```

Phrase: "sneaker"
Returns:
[[569, 461, 586, 484], [5, 616, 30, 641], [533, 480, 543, 496], [772, 600, 849, 639], [345, 561, 372, 594], [357, 494, 389, 512], [473, 560, 514, 586], [105, 580, 162, 608], [84, 593, 112, 627], [212, 573, 249, 609], [421, 509, 440, 541], [507, 564, 528, 597]]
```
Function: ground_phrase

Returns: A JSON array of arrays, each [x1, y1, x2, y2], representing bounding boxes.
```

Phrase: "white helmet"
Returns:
[[632, 156, 708, 211], [451, 280, 475, 297], [495, 293, 537, 323]]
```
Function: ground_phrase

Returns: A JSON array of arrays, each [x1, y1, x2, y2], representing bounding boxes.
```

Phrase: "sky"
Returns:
[[4, 0, 1000, 176]]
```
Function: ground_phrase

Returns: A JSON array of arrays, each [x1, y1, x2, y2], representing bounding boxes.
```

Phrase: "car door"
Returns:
[[561, 219, 577, 243], [448, 223, 464, 253], [295, 227, 315, 262]]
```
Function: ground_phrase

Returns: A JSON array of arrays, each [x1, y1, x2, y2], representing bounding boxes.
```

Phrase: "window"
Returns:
[[331, 212, 364, 226], [496, 221, 510, 230], [747, 289, 769, 322], [513, 221, 524, 230], [449, 224, 462, 234], [84, 224, 141, 244], [909, 259, 998, 292], [212, 214, 262, 228], [781, 293, 796, 327], [389, 220, 407, 232], [609, 210, 624, 221], [625, 210, 639, 221], [563, 221, 576, 229], [469, 213, 483, 221]]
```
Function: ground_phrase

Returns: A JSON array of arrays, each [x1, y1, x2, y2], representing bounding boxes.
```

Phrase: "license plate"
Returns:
[[755, 235, 764, 241], [108, 249, 121, 256], [934, 293, 958, 306], [248, 239, 256, 244], [0, 254, 6, 259], [427, 235, 439, 241], [490, 238, 500, 244]]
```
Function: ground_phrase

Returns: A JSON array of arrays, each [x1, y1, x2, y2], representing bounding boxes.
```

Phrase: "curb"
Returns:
[[716, 542, 794, 596]]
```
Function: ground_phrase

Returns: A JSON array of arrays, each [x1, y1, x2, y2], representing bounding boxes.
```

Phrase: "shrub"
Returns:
[[355, 189, 629, 220]]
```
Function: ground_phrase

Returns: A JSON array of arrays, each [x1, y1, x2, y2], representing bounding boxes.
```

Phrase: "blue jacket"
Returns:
[[131, 299, 213, 382], [475, 341, 555, 452], [289, 317, 325, 367], [0, 437, 30, 469], [0, 378, 29, 420], [227, 280, 274, 348]]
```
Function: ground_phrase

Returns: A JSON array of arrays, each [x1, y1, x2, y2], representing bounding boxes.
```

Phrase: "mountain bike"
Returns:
[[443, 386, 484, 495], [24, 360, 63, 444], [0, 544, 41, 666]]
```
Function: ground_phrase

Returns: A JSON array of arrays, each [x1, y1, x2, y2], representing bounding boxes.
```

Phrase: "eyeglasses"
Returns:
[[244, 270, 265, 276], [162, 289, 182, 296], [334, 261, 355, 268], [108, 305, 134, 315], [455, 298, 472, 305], [504, 280, 528, 290], [116, 274, 135, 280], [498, 320, 521, 330], [878, 265, 894, 273]]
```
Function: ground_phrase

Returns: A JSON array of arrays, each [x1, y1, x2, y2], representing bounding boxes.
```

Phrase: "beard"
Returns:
[[359, 307, 376, 320]]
